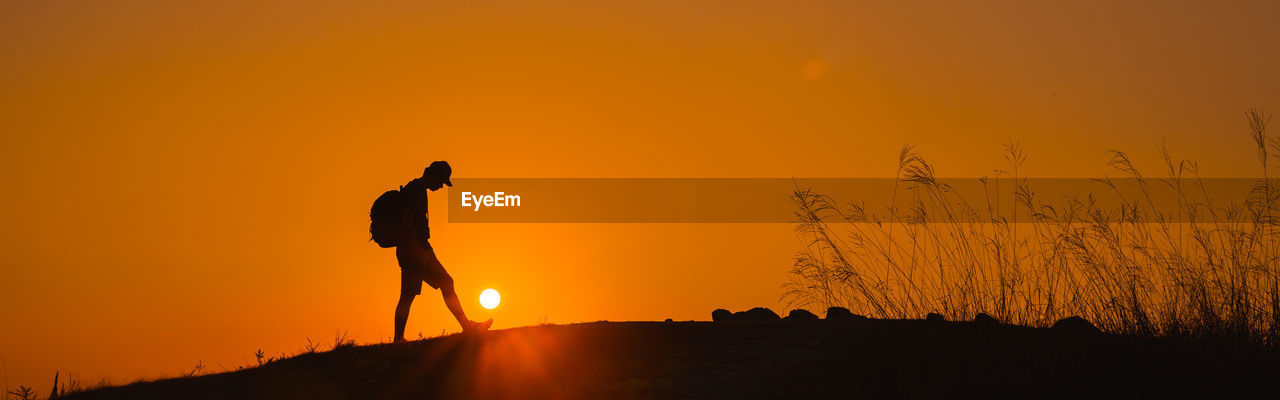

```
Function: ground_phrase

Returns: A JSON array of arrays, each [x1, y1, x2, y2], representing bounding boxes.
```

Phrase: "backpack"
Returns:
[[369, 189, 404, 248]]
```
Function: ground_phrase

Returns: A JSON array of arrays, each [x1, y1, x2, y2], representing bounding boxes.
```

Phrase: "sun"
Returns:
[[479, 288, 501, 310]]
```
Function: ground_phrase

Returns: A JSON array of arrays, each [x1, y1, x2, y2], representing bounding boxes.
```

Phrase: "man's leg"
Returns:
[[423, 246, 490, 332], [437, 276, 471, 327], [394, 293, 415, 342], [440, 280, 491, 333]]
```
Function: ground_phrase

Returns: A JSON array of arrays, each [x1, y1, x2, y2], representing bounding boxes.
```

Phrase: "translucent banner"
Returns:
[[445, 178, 1269, 223]]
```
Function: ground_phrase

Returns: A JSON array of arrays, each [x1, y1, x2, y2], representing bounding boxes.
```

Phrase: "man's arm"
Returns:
[[400, 179, 430, 245]]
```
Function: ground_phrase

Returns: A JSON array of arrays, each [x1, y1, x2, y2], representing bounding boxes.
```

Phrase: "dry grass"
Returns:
[[785, 109, 1280, 344]]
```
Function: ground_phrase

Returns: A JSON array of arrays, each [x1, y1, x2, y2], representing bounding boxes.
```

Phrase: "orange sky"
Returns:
[[2, 0, 1278, 391]]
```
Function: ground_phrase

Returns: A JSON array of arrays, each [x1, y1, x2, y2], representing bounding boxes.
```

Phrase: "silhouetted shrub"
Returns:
[[784, 110, 1280, 345]]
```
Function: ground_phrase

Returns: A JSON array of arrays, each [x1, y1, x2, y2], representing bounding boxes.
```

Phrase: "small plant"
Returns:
[[332, 330, 354, 350], [184, 360, 205, 377], [303, 337, 320, 353], [8, 386, 35, 400], [48, 372, 84, 398], [254, 349, 267, 367]]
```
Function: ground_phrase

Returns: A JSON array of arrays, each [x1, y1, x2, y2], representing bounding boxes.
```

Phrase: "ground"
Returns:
[[64, 318, 1280, 399]]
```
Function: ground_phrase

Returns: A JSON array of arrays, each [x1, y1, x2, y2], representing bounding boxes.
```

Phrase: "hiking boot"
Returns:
[[464, 319, 493, 334]]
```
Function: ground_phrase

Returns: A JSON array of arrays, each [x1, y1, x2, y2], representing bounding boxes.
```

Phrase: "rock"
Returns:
[[784, 309, 819, 321], [825, 306, 866, 320], [740, 307, 781, 321], [926, 312, 946, 322], [711, 308, 733, 322], [973, 313, 998, 326], [825, 306, 853, 320], [664, 318, 673, 323], [1052, 316, 1100, 335]]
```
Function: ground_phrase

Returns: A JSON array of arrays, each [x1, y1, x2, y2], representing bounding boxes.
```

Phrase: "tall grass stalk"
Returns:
[[785, 110, 1280, 344]]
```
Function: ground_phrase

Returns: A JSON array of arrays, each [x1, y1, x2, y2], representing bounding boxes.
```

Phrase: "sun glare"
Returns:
[[479, 288, 501, 310]]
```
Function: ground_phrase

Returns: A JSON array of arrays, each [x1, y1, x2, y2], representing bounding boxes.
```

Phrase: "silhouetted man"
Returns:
[[386, 161, 492, 342]]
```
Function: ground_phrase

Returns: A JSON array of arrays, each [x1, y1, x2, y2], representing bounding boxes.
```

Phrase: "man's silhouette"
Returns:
[[385, 161, 492, 342]]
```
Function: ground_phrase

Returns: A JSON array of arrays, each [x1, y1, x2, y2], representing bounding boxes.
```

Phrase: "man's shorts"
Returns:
[[399, 243, 452, 297]]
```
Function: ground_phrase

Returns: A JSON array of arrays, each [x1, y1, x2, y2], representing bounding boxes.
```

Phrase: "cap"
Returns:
[[424, 161, 453, 187]]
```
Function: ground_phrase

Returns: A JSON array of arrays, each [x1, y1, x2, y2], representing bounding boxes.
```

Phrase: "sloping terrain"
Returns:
[[65, 319, 1280, 399]]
